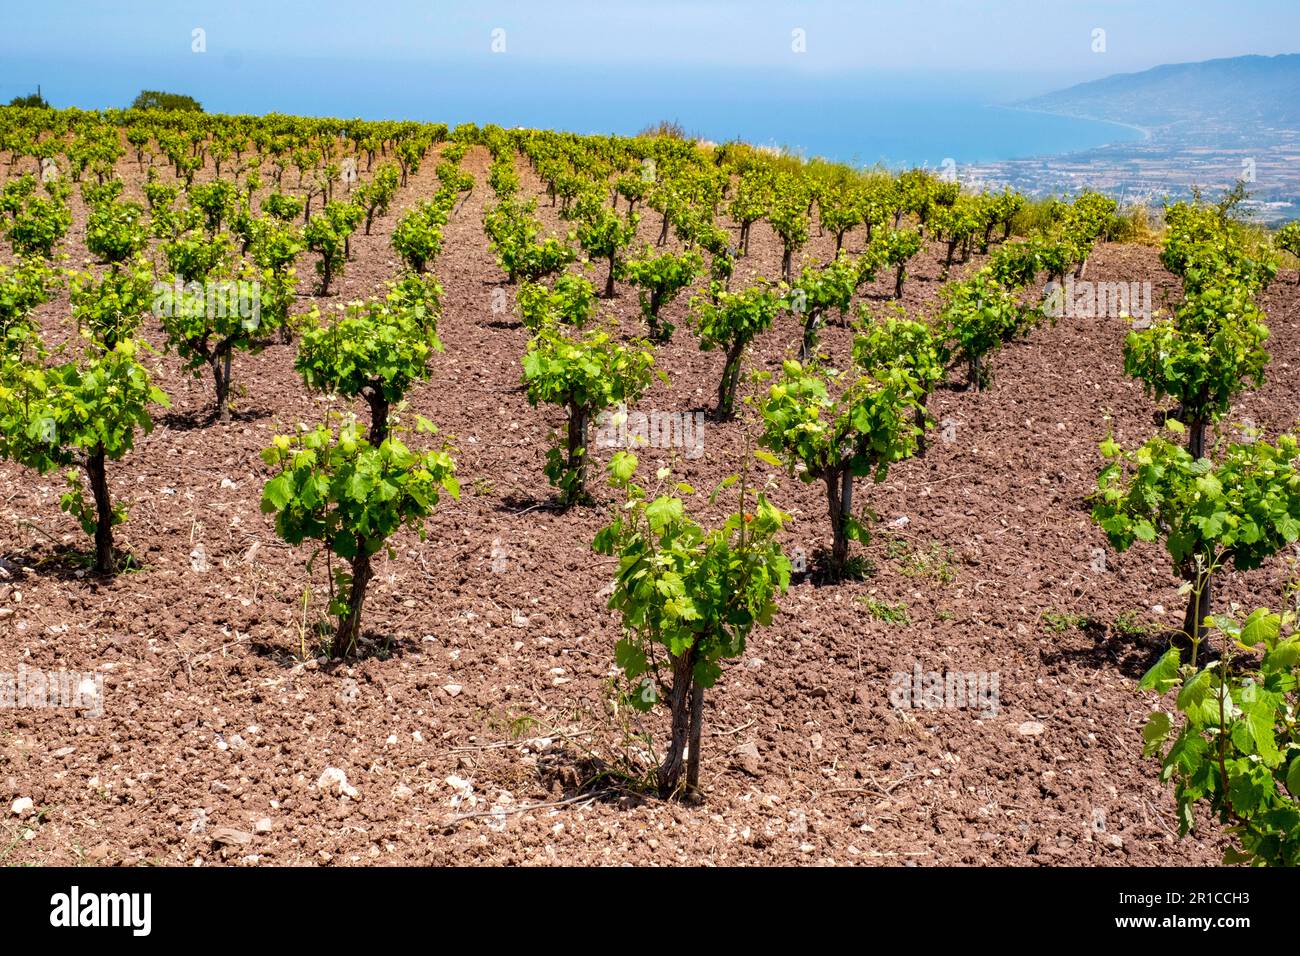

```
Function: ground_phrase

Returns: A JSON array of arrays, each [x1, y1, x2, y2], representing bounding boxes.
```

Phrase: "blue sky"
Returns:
[[4, 0, 1296, 78]]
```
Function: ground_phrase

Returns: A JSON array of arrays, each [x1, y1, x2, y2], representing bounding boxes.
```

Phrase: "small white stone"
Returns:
[[317, 767, 358, 798], [444, 775, 475, 808], [10, 797, 34, 817]]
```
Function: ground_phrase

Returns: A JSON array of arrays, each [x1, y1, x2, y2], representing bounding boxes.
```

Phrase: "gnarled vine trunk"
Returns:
[[317, 257, 333, 296], [717, 341, 745, 419], [800, 310, 822, 363], [1187, 418, 1207, 460], [365, 390, 390, 446], [604, 255, 617, 298], [85, 445, 114, 575], [212, 350, 232, 424], [825, 468, 854, 579], [564, 403, 589, 506], [332, 543, 373, 658], [658, 649, 705, 797], [646, 292, 667, 340], [914, 405, 929, 458]]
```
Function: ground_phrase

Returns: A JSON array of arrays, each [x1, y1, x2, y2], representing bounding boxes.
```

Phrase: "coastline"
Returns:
[[737, 102, 1157, 174], [994, 103, 1154, 145]]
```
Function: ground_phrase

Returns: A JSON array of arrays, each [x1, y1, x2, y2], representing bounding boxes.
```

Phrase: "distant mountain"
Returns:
[[1018, 53, 1300, 138], [980, 55, 1300, 223]]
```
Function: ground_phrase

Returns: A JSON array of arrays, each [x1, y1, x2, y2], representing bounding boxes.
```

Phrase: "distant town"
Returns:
[[960, 119, 1300, 223], [955, 54, 1300, 224]]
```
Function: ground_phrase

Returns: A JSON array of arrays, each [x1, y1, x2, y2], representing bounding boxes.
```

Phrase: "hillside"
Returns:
[[1019, 53, 1300, 138], [3, 127, 1298, 865], [964, 54, 1300, 221]]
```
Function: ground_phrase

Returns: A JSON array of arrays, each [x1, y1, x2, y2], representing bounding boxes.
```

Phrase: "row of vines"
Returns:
[[0, 106, 1298, 857]]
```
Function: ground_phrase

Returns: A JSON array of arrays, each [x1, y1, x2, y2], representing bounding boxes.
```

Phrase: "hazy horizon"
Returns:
[[4, 0, 1297, 81], [6, 0, 1299, 114], [3, 2, 1294, 168]]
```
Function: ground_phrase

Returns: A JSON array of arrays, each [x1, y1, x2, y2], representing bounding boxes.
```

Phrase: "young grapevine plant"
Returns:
[[690, 281, 782, 419], [619, 247, 703, 341], [876, 228, 923, 298], [1138, 607, 1300, 866], [485, 199, 575, 284], [156, 267, 278, 423], [356, 162, 400, 234], [7, 192, 71, 259], [789, 251, 865, 362], [937, 269, 1040, 390], [768, 173, 810, 284], [592, 452, 791, 797], [576, 204, 639, 298], [0, 259, 56, 354], [295, 296, 441, 444], [261, 419, 458, 658], [853, 307, 947, 455], [304, 201, 362, 294], [85, 199, 149, 264], [0, 335, 169, 573], [522, 325, 660, 506], [729, 167, 771, 255], [1093, 424, 1300, 650], [1123, 281, 1269, 459], [758, 360, 923, 579], [1276, 221, 1300, 283], [516, 273, 596, 332], [391, 201, 446, 275]]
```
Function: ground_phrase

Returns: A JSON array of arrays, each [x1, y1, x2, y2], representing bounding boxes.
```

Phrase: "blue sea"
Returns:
[[2, 53, 1141, 169]]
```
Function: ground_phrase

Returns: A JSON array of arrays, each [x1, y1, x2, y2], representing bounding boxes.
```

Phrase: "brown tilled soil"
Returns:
[[2, 145, 1298, 867]]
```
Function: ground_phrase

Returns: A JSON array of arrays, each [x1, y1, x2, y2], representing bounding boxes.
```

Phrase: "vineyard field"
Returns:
[[1, 114, 1299, 869]]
